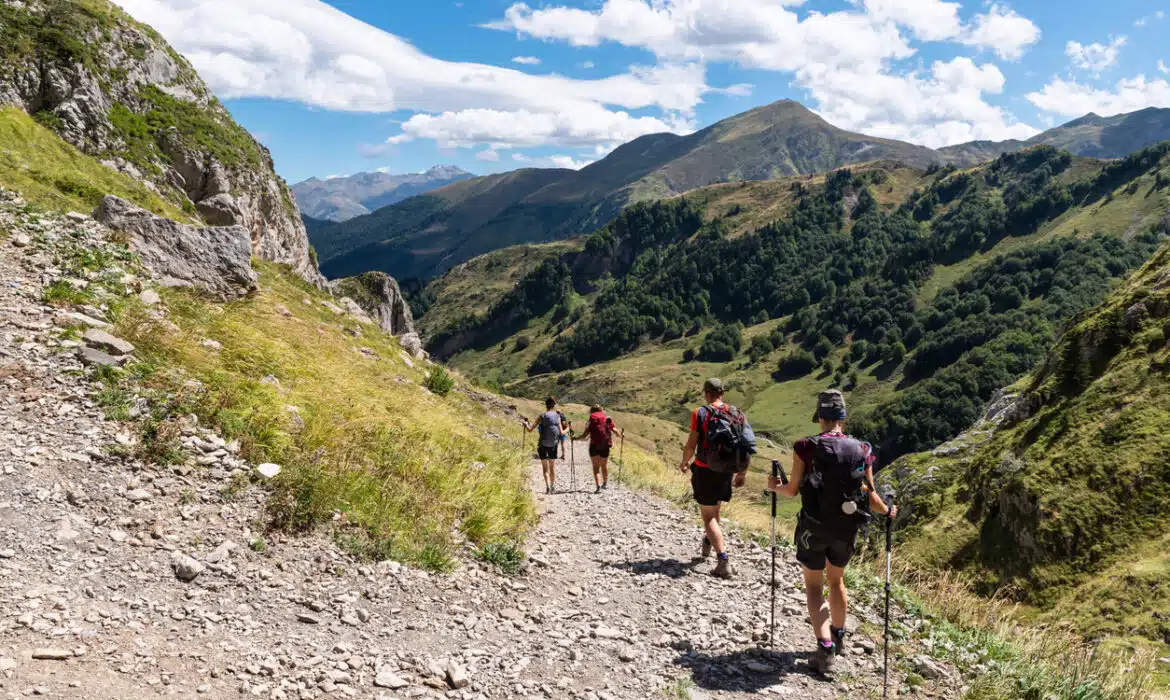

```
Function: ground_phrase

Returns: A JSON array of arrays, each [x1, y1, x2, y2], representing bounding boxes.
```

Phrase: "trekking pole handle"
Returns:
[[771, 459, 789, 485], [883, 493, 895, 551]]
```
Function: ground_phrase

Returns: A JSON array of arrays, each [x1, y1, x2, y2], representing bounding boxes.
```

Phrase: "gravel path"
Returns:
[[0, 193, 959, 699]]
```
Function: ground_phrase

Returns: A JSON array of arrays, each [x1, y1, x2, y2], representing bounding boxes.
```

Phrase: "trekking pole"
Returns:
[[618, 432, 625, 488], [569, 426, 576, 493], [882, 491, 895, 699], [769, 460, 788, 650]]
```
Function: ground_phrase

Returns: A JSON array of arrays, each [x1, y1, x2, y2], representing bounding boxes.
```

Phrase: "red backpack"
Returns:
[[588, 411, 613, 447]]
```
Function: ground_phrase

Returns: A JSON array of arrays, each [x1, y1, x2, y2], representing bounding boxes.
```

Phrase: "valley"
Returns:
[[2, 0, 1170, 697]]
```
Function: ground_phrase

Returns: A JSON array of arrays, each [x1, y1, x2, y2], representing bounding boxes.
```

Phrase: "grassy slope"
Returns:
[[892, 235, 1170, 659], [419, 239, 583, 338], [0, 108, 187, 218]]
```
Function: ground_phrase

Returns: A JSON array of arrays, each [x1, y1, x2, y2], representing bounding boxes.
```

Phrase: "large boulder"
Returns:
[[94, 196, 258, 301], [330, 272, 415, 337]]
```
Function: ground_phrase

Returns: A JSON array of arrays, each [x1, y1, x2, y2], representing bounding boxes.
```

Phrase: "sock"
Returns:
[[831, 626, 845, 642], [717, 552, 729, 561], [819, 639, 834, 650]]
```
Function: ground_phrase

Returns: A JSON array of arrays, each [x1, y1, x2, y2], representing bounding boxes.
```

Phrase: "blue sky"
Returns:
[[114, 0, 1170, 184]]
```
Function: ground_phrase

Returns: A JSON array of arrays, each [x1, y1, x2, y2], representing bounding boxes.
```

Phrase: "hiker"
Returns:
[[573, 404, 623, 494], [767, 389, 897, 674], [526, 397, 568, 494], [678, 378, 755, 579]]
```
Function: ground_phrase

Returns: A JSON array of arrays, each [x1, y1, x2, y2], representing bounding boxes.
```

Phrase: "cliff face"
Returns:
[[331, 272, 415, 337], [0, 0, 322, 285]]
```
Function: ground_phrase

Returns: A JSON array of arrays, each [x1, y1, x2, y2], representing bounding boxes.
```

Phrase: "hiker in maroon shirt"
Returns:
[[574, 404, 622, 494]]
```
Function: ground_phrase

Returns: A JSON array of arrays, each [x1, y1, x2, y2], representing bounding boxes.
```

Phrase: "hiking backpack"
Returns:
[[697, 404, 757, 473], [538, 411, 563, 446], [800, 435, 873, 529], [587, 411, 613, 447]]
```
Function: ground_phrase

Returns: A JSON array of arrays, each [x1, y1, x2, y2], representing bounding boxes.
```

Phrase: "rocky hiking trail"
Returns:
[[0, 194, 959, 699]]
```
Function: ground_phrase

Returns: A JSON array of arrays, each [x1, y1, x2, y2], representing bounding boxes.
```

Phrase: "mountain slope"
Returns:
[[941, 107, 1170, 166], [292, 165, 475, 222], [314, 101, 942, 281], [421, 145, 1170, 467], [892, 216, 1170, 651], [0, 0, 320, 283]]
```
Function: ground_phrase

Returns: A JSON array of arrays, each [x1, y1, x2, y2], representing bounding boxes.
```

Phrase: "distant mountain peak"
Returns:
[[292, 166, 477, 222]]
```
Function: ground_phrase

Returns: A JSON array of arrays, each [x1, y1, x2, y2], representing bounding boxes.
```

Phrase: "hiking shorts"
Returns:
[[537, 445, 558, 460], [691, 465, 733, 506], [795, 521, 858, 570], [589, 444, 611, 459]]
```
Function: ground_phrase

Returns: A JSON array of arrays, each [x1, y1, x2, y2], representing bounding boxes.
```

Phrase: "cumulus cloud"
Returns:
[[512, 56, 541, 65], [387, 105, 691, 150], [512, 152, 596, 169], [475, 148, 501, 162], [1159, 59, 1169, 75], [1066, 36, 1126, 74], [1027, 76, 1170, 117], [109, 0, 711, 153], [960, 4, 1041, 60], [489, 0, 1039, 146]]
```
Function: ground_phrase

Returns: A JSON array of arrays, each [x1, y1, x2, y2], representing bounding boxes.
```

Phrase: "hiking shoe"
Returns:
[[595, 485, 602, 494], [602, 482, 608, 490], [700, 536, 712, 559], [810, 643, 837, 675], [710, 557, 733, 579], [831, 627, 847, 656]]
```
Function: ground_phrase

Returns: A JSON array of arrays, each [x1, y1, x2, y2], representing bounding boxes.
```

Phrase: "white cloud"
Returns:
[[711, 83, 755, 97], [1160, 59, 1169, 75], [512, 56, 541, 65], [1027, 75, 1170, 117], [387, 105, 691, 150], [358, 142, 393, 158], [581, 61, 595, 69], [1134, 9, 1165, 26], [109, 0, 711, 154], [489, 0, 1039, 146], [511, 152, 596, 169], [475, 148, 501, 162], [960, 4, 1041, 60], [1066, 36, 1126, 74]]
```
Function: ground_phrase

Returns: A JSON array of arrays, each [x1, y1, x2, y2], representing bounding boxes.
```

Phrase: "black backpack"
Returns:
[[800, 435, 873, 529], [697, 404, 757, 473]]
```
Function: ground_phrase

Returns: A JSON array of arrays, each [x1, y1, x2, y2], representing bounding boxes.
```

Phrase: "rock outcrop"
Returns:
[[330, 272, 415, 337], [0, 0, 322, 286], [95, 196, 258, 301]]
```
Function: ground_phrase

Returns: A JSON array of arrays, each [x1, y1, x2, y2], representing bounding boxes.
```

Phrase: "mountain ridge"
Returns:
[[292, 164, 476, 222], [315, 102, 1170, 283]]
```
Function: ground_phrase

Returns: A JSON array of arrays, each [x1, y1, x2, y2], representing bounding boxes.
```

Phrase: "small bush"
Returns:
[[424, 366, 456, 396], [513, 335, 531, 352], [477, 541, 526, 576]]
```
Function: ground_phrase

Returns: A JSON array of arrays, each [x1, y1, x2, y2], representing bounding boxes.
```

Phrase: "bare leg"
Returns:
[[826, 564, 848, 630], [803, 566, 831, 641], [591, 455, 603, 486], [600, 458, 609, 485], [699, 504, 726, 555]]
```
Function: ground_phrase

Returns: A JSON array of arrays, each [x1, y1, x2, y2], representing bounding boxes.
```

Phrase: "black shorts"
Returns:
[[537, 445, 558, 460], [690, 465, 733, 506], [795, 521, 858, 570], [589, 444, 611, 459]]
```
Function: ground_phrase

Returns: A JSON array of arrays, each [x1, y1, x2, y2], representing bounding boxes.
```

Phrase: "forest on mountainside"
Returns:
[[425, 144, 1170, 461]]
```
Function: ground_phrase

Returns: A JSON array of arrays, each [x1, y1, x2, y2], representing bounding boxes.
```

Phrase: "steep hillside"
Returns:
[[425, 145, 1170, 465], [314, 101, 943, 281], [292, 166, 475, 222], [891, 223, 1170, 652], [0, 0, 320, 283], [942, 107, 1170, 166]]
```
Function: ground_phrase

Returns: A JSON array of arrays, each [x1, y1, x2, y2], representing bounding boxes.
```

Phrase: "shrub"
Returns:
[[424, 366, 456, 396], [513, 335, 531, 352], [776, 349, 817, 379]]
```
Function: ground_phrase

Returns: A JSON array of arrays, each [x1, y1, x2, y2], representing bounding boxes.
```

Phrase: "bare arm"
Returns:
[[866, 466, 898, 517], [678, 430, 700, 472], [768, 452, 805, 497]]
